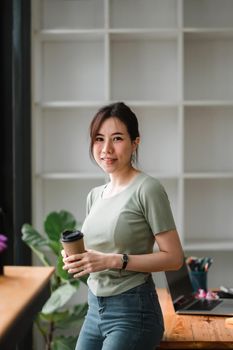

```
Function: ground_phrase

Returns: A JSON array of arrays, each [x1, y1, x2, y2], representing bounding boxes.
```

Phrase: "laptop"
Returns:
[[165, 260, 233, 316]]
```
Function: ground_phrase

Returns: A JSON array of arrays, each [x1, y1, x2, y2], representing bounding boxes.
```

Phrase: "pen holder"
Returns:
[[190, 270, 208, 292]]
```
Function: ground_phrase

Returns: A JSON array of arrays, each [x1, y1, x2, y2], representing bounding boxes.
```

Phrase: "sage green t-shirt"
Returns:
[[82, 172, 176, 297]]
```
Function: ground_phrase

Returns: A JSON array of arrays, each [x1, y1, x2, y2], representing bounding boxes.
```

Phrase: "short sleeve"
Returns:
[[138, 177, 176, 235], [85, 185, 105, 215], [86, 190, 93, 216]]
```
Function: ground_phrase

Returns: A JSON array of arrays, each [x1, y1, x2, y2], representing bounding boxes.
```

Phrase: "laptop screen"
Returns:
[[165, 260, 194, 303]]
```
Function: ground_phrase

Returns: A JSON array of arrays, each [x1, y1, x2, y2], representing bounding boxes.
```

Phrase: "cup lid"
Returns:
[[61, 230, 83, 242]]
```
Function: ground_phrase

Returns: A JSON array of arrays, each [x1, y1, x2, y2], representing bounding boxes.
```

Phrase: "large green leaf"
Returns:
[[52, 336, 77, 350], [56, 254, 70, 281], [48, 239, 62, 256], [55, 303, 88, 329], [42, 283, 77, 314], [69, 278, 81, 287], [21, 223, 51, 266], [39, 310, 69, 323], [44, 210, 77, 242], [39, 302, 87, 329]]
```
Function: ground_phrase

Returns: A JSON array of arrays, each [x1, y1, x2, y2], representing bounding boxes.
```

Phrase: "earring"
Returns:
[[131, 152, 136, 164]]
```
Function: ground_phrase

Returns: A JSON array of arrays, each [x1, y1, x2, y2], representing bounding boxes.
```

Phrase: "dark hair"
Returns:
[[89, 102, 140, 160]]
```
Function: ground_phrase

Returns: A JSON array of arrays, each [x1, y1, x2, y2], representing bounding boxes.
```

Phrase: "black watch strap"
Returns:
[[121, 253, 129, 270]]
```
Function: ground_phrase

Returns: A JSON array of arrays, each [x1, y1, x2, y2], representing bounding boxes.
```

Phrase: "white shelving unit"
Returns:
[[32, 0, 233, 257]]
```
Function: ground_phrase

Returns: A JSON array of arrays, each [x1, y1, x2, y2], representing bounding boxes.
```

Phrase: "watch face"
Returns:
[[122, 254, 128, 269]]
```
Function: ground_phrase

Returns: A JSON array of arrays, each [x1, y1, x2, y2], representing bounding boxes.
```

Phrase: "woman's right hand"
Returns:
[[61, 249, 120, 278]]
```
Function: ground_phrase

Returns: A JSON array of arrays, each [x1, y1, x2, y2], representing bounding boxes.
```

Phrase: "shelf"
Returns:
[[184, 173, 233, 179], [183, 100, 233, 107], [37, 29, 179, 41], [32, 0, 233, 257], [38, 100, 180, 109], [147, 173, 180, 180], [184, 240, 233, 252], [37, 172, 180, 181], [38, 101, 107, 109], [37, 100, 233, 109], [125, 101, 179, 107], [109, 29, 179, 40], [183, 28, 233, 39], [36, 172, 233, 181], [36, 173, 105, 180], [37, 29, 106, 41]]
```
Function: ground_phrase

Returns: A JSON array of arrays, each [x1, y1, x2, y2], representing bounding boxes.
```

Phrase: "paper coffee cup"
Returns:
[[61, 230, 85, 256]]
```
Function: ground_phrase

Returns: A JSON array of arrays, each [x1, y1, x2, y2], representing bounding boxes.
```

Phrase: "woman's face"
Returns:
[[92, 117, 139, 175]]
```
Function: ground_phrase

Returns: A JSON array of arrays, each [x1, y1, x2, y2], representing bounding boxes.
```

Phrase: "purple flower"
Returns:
[[0, 234, 8, 253]]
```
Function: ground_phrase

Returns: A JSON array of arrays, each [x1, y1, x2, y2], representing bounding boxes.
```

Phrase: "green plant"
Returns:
[[21, 210, 88, 350]]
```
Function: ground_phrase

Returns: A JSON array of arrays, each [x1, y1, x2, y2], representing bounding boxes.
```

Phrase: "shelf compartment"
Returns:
[[184, 106, 233, 173], [184, 178, 233, 245], [40, 108, 101, 173], [184, 0, 233, 29], [132, 106, 180, 175], [109, 0, 178, 29], [42, 40, 105, 102], [41, 179, 105, 222], [40, 0, 105, 30], [184, 35, 233, 101], [110, 35, 179, 101]]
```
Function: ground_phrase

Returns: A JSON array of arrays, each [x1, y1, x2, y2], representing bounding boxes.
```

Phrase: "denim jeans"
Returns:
[[75, 276, 164, 350]]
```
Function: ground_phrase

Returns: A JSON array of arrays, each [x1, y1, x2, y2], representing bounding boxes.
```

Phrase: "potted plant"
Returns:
[[21, 210, 88, 350]]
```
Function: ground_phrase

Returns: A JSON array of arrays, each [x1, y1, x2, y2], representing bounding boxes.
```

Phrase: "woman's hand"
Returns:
[[62, 249, 118, 278]]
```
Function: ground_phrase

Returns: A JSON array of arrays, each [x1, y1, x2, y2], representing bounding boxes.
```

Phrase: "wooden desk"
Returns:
[[0, 266, 55, 349], [157, 288, 233, 349]]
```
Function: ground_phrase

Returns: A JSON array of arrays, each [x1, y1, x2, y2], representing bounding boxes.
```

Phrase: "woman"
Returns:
[[62, 102, 184, 350]]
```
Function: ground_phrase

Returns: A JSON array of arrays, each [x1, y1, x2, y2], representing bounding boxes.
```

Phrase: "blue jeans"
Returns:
[[75, 276, 164, 350]]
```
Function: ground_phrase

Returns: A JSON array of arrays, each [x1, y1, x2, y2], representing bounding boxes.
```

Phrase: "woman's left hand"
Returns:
[[63, 249, 114, 278]]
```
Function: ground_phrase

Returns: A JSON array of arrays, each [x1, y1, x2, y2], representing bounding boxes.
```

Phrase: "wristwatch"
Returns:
[[121, 253, 129, 270]]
